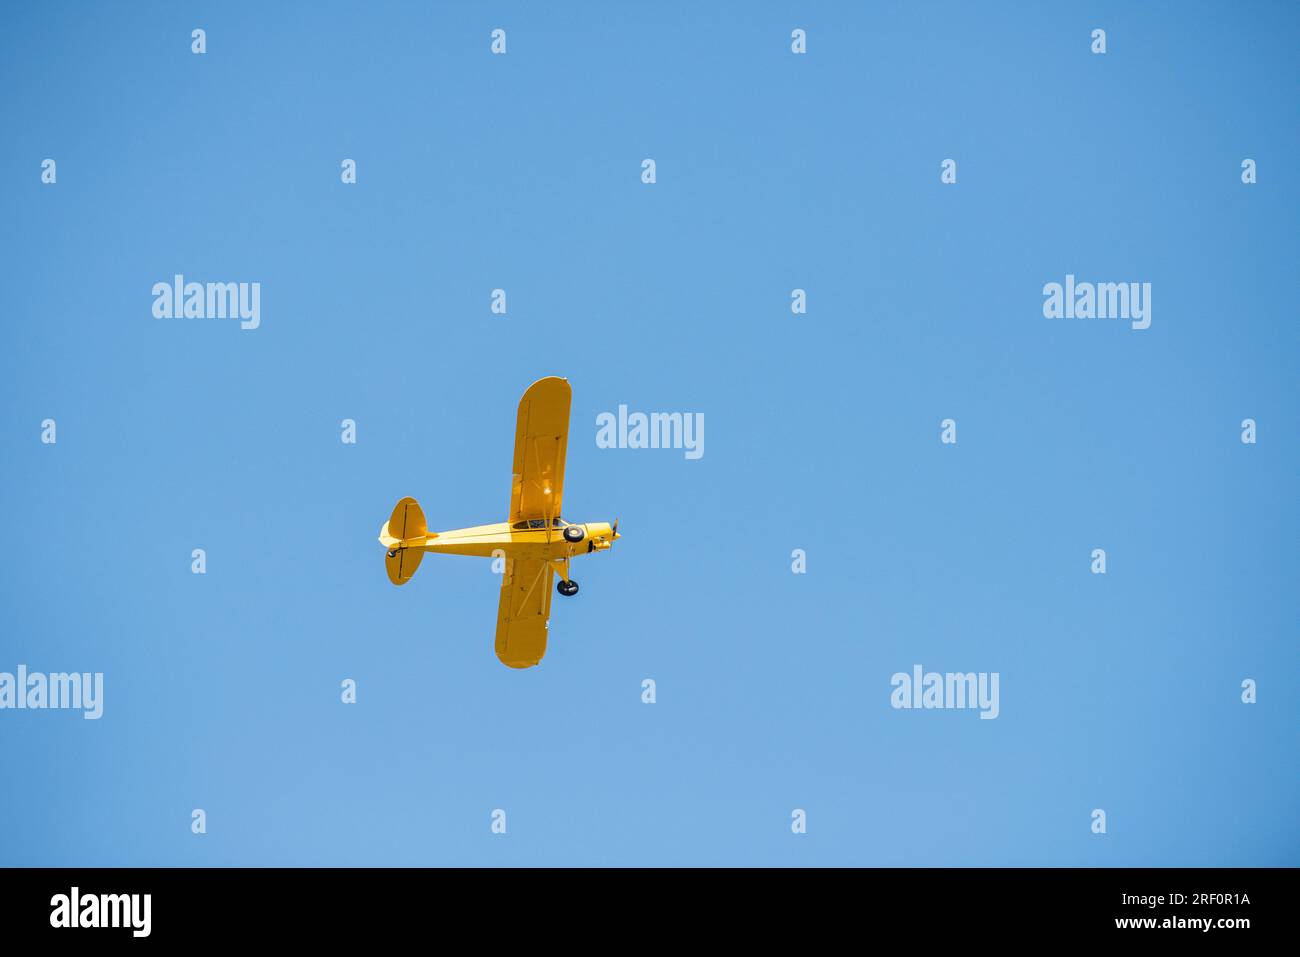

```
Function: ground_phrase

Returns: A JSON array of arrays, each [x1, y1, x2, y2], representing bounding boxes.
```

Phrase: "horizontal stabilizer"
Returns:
[[385, 545, 423, 585], [381, 496, 428, 585], [388, 496, 426, 541]]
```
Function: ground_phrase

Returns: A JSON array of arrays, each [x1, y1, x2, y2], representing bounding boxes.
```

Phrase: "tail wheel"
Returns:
[[563, 525, 585, 543], [557, 579, 579, 597]]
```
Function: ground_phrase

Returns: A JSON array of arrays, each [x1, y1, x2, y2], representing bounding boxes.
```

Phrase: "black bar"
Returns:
[[0, 867, 1286, 942]]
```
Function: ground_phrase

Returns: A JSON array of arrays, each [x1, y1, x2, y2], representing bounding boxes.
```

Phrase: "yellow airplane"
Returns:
[[378, 376, 620, 669]]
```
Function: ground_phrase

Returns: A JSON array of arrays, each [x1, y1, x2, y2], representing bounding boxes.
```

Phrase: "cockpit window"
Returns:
[[512, 518, 567, 530]]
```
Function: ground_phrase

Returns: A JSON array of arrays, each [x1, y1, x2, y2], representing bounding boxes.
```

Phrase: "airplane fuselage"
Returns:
[[381, 520, 618, 562]]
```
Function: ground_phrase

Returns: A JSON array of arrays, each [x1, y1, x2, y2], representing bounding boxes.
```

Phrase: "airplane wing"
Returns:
[[509, 377, 572, 525], [494, 556, 554, 668]]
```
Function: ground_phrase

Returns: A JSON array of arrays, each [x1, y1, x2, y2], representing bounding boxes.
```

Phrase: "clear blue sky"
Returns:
[[1, 1, 1296, 866]]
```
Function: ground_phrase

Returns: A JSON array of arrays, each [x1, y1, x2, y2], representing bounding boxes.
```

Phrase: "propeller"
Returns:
[[611, 518, 619, 542]]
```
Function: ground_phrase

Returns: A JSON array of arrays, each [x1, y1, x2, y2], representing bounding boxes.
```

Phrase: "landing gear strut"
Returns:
[[557, 579, 579, 597]]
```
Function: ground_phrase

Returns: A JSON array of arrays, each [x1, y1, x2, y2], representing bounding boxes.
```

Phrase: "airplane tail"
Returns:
[[379, 496, 429, 585]]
